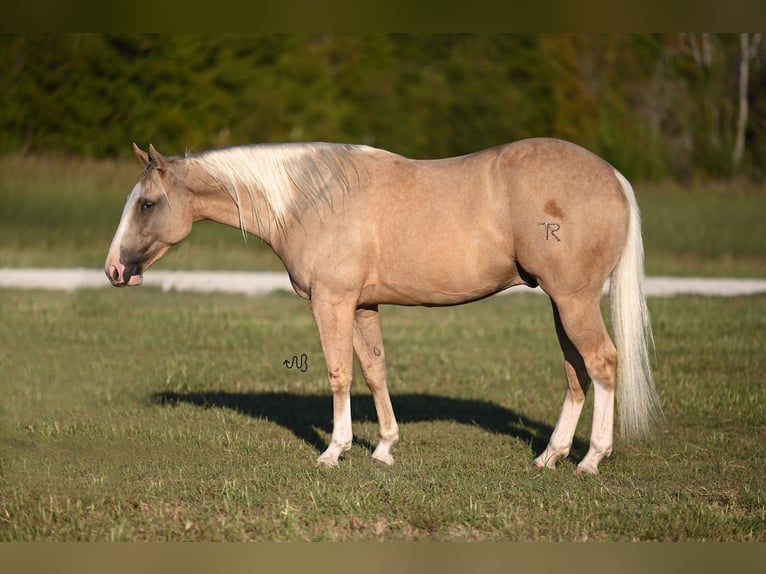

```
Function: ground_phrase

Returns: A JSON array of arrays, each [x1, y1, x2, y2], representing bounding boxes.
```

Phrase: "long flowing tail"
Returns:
[[610, 169, 664, 438]]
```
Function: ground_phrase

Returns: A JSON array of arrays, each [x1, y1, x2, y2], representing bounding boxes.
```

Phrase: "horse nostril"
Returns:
[[111, 267, 120, 282]]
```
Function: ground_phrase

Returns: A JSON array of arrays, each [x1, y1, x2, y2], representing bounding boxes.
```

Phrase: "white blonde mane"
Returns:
[[189, 143, 366, 234]]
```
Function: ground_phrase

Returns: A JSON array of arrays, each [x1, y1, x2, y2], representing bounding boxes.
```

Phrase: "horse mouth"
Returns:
[[124, 271, 144, 287], [105, 242, 170, 288]]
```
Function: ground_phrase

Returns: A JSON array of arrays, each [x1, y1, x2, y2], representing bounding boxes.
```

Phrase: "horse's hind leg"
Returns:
[[533, 299, 592, 469], [353, 306, 399, 465], [535, 293, 618, 475]]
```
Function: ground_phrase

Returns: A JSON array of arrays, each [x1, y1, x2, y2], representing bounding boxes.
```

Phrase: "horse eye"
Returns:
[[141, 200, 156, 212]]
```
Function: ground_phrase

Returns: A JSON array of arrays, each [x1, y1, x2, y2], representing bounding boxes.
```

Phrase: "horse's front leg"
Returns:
[[353, 306, 399, 465], [311, 296, 357, 467]]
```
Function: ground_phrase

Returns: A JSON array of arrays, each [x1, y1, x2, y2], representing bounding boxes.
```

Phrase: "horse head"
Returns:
[[104, 144, 194, 286]]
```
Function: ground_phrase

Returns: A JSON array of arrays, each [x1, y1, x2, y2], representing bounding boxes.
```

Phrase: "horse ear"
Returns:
[[148, 144, 170, 171], [133, 143, 149, 166]]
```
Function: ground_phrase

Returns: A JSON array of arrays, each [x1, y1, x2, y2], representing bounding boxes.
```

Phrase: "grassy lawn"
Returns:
[[1, 288, 764, 541], [1, 154, 764, 276]]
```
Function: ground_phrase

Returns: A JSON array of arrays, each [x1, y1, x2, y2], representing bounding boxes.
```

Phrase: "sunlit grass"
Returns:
[[640, 180, 766, 277], [1, 289, 764, 540]]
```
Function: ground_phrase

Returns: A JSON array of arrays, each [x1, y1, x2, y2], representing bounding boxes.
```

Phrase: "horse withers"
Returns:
[[105, 138, 662, 474]]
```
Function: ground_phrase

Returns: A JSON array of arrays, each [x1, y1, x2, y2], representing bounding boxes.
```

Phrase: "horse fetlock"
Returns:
[[371, 438, 397, 466], [533, 447, 568, 470], [577, 443, 612, 475], [317, 442, 351, 467], [379, 426, 399, 444], [589, 438, 613, 457]]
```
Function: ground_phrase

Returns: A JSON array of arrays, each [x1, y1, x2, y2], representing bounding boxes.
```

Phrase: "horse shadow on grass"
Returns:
[[151, 390, 589, 460]]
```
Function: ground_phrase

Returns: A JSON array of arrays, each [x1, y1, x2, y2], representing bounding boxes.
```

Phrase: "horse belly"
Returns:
[[372, 228, 518, 306]]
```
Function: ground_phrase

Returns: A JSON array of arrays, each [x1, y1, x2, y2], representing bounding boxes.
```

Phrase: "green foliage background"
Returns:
[[1, 33, 764, 180]]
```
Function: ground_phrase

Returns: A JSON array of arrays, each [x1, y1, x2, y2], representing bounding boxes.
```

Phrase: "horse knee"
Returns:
[[326, 366, 352, 394]]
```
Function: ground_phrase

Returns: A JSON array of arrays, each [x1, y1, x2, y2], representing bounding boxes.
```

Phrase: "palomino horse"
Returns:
[[105, 138, 662, 474]]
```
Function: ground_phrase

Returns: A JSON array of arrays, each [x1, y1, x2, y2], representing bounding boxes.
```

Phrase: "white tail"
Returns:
[[610, 169, 663, 438]]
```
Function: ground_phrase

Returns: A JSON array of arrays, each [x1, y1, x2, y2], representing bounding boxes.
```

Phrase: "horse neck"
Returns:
[[184, 160, 282, 248]]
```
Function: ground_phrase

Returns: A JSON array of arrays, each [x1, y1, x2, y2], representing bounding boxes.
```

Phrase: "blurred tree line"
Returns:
[[1, 33, 764, 181]]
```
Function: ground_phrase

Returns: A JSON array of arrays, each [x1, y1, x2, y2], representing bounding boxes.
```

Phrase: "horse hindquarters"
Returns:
[[533, 168, 661, 474]]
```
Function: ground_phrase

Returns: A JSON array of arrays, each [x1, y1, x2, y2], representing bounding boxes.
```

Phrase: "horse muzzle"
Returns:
[[105, 259, 143, 287]]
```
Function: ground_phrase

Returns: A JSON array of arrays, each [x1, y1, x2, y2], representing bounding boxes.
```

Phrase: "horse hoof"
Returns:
[[575, 464, 598, 476], [532, 455, 557, 470], [371, 453, 394, 466], [316, 456, 339, 468]]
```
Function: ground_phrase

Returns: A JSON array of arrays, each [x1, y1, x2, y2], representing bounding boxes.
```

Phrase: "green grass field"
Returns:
[[1, 154, 765, 276], [1, 288, 764, 541]]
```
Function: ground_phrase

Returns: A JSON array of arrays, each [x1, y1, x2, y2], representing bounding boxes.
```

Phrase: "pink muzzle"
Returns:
[[105, 260, 143, 287]]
